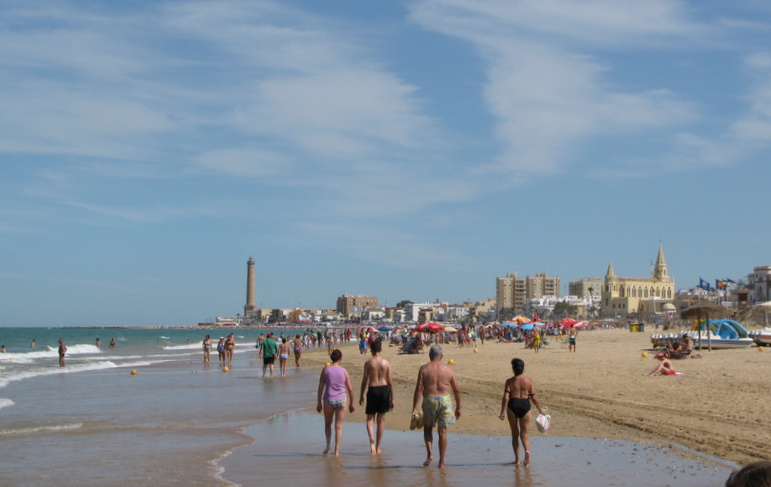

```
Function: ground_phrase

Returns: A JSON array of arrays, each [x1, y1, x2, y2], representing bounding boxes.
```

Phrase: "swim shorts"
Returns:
[[263, 356, 275, 365], [422, 395, 455, 427], [365, 385, 391, 415]]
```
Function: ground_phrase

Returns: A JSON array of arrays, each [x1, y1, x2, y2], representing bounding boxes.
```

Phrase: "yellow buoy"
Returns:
[[759, 347, 765, 352], [448, 359, 455, 365], [223, 366, 229, 373], [130, 370, 137, 375], [641, 352, 648, 358]]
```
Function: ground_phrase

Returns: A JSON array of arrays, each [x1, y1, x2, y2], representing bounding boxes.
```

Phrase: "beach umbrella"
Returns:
[[573, 321, 589, 328], [520, 323, 535, 331], [414, 322, 443, 333], [377, 326, 392, 332], [513, 316, 532, 325], [500, 321, 519, 328], [444, 326, 458, 333], [558, 318, 579, 328], [681, 301, 726, 351]]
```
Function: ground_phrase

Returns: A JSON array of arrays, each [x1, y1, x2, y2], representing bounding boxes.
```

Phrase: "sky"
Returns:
[[1, 0, 769, 327]]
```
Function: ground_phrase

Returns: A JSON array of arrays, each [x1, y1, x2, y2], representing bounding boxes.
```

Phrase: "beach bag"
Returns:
[[535, 413, 551, 434]]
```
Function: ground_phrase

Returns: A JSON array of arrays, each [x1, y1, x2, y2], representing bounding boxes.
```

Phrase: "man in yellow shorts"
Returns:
[[411, 345, 461, 469]]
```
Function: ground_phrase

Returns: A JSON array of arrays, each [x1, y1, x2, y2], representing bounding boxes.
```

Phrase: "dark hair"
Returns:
[[371, 339, 382, 353], [511, 358, 525, 376], [330, 349, 343, 362], [282, 338, 286, 343], [726, 462, 771, 487]]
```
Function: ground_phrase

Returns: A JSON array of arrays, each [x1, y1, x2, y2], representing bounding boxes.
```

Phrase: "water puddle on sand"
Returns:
[[220, 411, 734, 487]]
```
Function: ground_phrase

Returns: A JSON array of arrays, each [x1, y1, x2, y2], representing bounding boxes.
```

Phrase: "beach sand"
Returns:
[[300, 328, 769, 467]]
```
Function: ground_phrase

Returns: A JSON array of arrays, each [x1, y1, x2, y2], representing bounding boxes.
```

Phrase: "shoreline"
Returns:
[[298, 328, 767, 467]]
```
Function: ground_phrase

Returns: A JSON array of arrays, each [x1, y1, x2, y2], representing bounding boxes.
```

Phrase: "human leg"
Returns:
[[366, 414, 376, 453], [375, 412, 386, 453], [333, 404, 347, 456], [437, 425, 448, 468], [422, 424, 434, 466], [323, 404, 334, 455], [519, 413, 532, 466], [506, 408, 522, 465]]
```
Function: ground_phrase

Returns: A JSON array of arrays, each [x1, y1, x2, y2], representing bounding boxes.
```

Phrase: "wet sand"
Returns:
[[299, 328, 769, 467], [222, 411, 732, 486]]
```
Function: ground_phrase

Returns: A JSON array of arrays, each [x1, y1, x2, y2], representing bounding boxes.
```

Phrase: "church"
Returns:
[[600, 244, 675, 319]]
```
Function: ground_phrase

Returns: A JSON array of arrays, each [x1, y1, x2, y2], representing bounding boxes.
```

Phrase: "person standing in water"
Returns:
[[202, 335, 212, 363], [359, 339, 394, 454], [58, 339, 67, 367], [278, 337, 290, 377], [499, 358, 546, 466], [316, 348, 355, 456], [411, 345, 461, 469]]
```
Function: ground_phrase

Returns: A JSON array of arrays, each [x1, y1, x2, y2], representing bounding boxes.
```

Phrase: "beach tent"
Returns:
[[513, 316, 532, 325]]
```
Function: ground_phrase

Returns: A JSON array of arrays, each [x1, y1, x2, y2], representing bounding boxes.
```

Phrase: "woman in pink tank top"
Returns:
[[316, 348, 355, 456]]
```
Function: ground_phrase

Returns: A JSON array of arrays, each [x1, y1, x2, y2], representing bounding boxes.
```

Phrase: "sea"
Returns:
[[0, 327, 735, 487]]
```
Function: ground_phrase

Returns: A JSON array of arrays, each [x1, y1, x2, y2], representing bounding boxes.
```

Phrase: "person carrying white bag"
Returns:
[[499, 358, 548, 466]]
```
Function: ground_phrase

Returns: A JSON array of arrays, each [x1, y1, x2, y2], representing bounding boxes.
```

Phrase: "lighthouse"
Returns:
[[244, 257, 257, 317]]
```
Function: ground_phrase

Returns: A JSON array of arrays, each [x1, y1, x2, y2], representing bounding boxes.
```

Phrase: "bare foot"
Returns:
[[376, 448, 383, 455], [323, 444, 330, 455], [370, 442, 376, 454], [333, 450, 340, 457], [438, 462, 445, 469], [423, 455, 433, 467], [524, 450, 530, 466]]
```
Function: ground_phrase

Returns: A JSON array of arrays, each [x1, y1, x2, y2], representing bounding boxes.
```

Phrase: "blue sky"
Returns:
[[1, 0, 769, 326]]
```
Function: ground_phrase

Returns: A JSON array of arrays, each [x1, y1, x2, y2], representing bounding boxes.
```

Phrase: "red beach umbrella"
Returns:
[[415, 322, 444, 333]]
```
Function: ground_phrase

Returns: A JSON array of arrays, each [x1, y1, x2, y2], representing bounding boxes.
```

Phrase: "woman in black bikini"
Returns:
[[499, 358, 545, 466]]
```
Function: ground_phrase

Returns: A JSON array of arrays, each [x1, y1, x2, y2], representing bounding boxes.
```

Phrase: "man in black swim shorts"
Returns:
[[359, 339, 394, 454]]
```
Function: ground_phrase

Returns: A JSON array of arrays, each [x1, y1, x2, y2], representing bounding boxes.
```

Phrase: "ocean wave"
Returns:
[[162, 343, 204, 351], [0, 398, 15, 411], [0, 422, 83, 436]]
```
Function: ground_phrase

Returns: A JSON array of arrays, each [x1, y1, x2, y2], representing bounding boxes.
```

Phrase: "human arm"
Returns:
[[359, 363, 369, 406], [386, 363, 395, 411], [316, 368, 325, 412], [412, 368, 424, 417], [345, 370, 355, 413], [450, 373, 461, 419], [499, 380, 510, 420], [528, 381, 545, 415]]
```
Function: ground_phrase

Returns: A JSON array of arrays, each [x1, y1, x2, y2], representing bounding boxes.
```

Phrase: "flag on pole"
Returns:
[[698, 278, 711, 291], [725, 278, 736, 285], [716, 280, 727, 290]]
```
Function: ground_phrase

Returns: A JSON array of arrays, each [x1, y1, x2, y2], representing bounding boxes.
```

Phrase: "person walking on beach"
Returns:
[[278, 337, 290, 377], [568, 328, 578, 352], [58, 338, 67, 367], [316, 348, 355, 456], [293, 335, 303, 367], [499, 358, 546, 466], [225, 334, 235, 366], [202, 334, 212, 363], [359, 339, 394, 454], [217, 337, 226, 364], [259, 333, 277, 377], [412, 345, 461, 469]]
